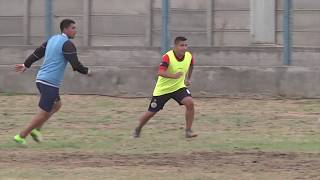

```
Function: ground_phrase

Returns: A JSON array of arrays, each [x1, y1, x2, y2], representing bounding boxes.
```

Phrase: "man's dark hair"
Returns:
[[174, 36, 187, 45], [60, 19, 75, 32]]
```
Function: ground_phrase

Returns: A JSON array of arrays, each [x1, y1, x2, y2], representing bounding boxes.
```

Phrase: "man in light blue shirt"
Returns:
[[14, 19, 91, 145]]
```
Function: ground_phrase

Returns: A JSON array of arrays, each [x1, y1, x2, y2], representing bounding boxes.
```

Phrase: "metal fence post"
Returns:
[[206, 0, 213, 47], [161, 0, 169, 55], [83, 0, 90, 46], [23, 0, 30, 44], [283, 0, 292, 65], [45, 0, 53, 40]]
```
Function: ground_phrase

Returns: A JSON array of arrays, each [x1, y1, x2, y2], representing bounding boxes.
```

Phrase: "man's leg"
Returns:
[[136, 111, 156, 130], [30, 99, 61, 142], [19, 108, 51, 138], [36, 100, 62, 130], [181, 96, 195, 131], [133, 111, 157, 138], [181, 96, 197, 138], [133, 95, 169, 138], [14, 82, 59, 144], [173, 88, 197, 138], [16, 101, 61, 144]]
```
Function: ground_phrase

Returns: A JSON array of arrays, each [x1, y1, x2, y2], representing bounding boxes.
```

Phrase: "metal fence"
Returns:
[[0, 0, 319, 55]]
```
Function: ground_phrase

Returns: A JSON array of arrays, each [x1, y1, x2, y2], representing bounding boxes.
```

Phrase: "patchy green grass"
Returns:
[[0, 94, 320, 179]]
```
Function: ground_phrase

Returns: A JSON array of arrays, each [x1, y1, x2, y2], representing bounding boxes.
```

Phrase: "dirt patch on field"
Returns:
[[1, 150, 319, 177]]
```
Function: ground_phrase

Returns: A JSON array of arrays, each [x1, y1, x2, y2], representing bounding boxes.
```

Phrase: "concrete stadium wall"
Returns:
[[2, 46, 320, 98], [2, 1, 320, 98]]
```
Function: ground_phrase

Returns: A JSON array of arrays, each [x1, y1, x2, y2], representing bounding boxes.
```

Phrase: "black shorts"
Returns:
[[148, 87, 192, 112], [36, 82, 60, 112]]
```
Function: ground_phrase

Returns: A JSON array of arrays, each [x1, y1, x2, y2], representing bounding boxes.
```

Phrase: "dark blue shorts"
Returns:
[[36, 82, 60, 112], [148, 87, 192, 112]]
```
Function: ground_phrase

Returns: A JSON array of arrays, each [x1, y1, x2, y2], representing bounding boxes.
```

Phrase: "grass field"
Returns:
[[0, 94, 320, 180]]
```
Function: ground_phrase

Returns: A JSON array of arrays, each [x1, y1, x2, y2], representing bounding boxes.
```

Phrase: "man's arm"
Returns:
[[158, 54, 182, 79], [185, 56, 194, 86], [187, 57, 194, 80], [62, 41, 90, 75], [24, 41, 47, 68], [158, 70, 183, 79], [15, 42, 47, 72]]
